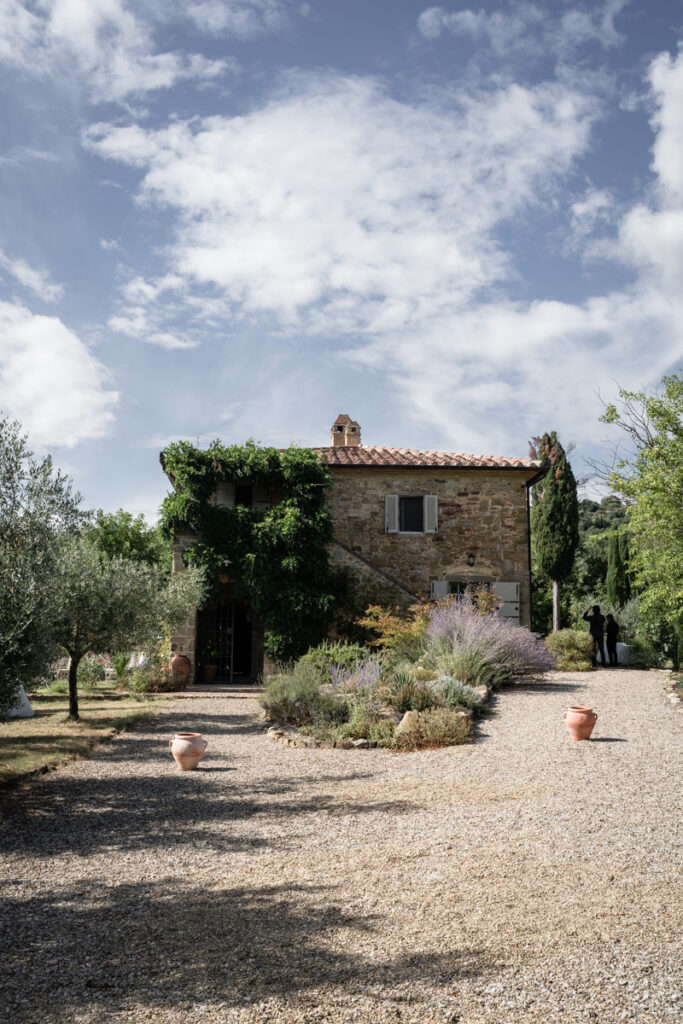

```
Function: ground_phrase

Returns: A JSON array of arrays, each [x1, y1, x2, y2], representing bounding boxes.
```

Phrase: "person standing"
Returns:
[[606, 614, 620, 666], [583, 605, 606, 666]]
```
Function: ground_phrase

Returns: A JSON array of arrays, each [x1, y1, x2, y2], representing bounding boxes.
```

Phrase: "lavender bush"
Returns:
[[329, 652, 384, 693], [425, 598, 555, 688]]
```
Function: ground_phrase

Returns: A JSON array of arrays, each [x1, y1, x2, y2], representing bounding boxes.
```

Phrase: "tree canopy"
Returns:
[[87, 509, 171, 573], [53, 535, 204, 718], [602, 373, 683, 651], [0, 417, 84, 715]]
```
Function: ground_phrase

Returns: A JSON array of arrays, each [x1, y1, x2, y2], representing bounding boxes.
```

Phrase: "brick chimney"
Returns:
[[331, 414, 361, 447]]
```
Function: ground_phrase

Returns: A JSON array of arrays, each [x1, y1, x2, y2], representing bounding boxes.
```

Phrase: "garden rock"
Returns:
[[395, 710, 419, 736], [351, 738, 369, 748]]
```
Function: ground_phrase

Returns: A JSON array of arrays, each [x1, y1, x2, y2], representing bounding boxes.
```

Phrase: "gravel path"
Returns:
[[1, 669, 681, 1024]]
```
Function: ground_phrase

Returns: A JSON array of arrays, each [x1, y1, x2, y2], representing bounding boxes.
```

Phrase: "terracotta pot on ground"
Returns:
[[169, 732, 208, 770], [563, 705, 598, 741], [202, 664, 218, 683], [170, 654, 191, 682]]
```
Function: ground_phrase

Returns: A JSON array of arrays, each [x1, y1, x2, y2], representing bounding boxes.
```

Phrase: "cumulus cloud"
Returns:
[[83, 49, 683, 453], [84, 72, 599, 334], [0, 0, 227, 102], [617, 48, 683, 294], [0, 300, 118, 446], [0, 248, 64, 302]]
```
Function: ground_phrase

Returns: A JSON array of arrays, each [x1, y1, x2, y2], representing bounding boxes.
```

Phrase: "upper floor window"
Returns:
[[214, 481, 271, 510], [385, 494, 438, 534]]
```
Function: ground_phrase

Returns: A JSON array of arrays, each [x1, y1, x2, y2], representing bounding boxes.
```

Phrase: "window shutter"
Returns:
[[423, 495, 438, 533], [430, 580, 449, 600], [385, 494, 399, 533]]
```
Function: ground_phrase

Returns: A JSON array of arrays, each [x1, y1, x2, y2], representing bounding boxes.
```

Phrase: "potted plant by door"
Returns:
[[202, 645, 220, 683]]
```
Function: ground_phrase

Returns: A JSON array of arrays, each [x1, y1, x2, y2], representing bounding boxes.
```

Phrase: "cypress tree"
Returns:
[[607, 528, 630, 607], [618, 528, 631, 602], [530, 432, 579, 632]]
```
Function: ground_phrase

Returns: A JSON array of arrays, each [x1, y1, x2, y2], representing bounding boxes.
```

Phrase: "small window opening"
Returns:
[[235, 484, 253, 507], [399, 496, 424, 532]]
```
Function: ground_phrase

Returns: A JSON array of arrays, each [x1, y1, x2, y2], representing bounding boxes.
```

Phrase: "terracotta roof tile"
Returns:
[[314, 446, 543, 470]]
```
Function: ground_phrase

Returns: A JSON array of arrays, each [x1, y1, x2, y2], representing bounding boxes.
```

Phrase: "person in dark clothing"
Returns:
[[583, 605, 606, 665], [606, 614, 620, 666]]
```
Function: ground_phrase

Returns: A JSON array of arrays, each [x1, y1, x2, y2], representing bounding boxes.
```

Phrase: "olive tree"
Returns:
[[52, 536, 204, 719], [0, 417, 83, 716]]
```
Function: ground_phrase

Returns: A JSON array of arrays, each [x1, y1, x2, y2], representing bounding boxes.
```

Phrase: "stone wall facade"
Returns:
[[326, 467, 533, 626], [169, 465, 535, 676]]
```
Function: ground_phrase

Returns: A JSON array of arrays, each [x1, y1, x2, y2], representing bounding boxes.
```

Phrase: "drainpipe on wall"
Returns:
[[526, 482, 533, 630]]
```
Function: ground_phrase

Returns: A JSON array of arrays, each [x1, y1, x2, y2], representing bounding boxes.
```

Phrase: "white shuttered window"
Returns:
[[385, 494, 438, 534], [424, 495, 438, 533], [385, 494, 399, 533]]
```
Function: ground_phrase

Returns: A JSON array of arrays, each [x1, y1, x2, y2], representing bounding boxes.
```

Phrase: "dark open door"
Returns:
[[196, 599, 253, 683]]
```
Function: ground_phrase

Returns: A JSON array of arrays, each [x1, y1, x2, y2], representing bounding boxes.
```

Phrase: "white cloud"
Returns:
[[100, 238, 121, 252], [617, 48, 683, 293], [0, 247, 64, 302], [83, 51, 683, 456], [84, 72, 599, 334], [0, 0, 227, 102], [0, 300, 118, 446], [0, 146, 60, 166], [341, 44, 683, 451], [417, 2, 628, 58], [186, 1, 292, 38], [567, 186, 615, 251]]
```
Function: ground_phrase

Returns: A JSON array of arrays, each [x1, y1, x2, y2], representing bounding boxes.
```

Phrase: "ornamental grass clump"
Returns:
[[426, 597, 555, 688], [384, 670, 436, 713], [261, 662, 348, 728]]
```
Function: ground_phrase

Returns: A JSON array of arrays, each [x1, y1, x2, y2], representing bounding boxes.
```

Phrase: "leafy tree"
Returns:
[[52, 536, 204, 719], [600, 373, 683, 663], [87, 509, 171, 573], [530, 432, 579, 632], [606, 529, 630, 607], [0, 417, 83, 716]]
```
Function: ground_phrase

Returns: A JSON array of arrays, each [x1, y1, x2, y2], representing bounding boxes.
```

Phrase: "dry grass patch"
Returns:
[[0, 691, 167, 785]]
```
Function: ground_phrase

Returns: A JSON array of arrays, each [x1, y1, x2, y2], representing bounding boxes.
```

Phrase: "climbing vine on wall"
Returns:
[[159, 440, 335, 662]]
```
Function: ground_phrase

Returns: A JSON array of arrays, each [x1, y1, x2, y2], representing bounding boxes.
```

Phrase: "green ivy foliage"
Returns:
[[159, 440, 335, 663]]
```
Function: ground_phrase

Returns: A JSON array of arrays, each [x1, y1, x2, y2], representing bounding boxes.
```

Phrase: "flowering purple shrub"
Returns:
[[329, 652, 384, 693], [426, 598, 555, 688]]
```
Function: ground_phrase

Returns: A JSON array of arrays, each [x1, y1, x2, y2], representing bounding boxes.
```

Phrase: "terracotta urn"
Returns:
[[169, 732, 208, 770], [563, 706, 598, 741], [170, 654, 191, 682]]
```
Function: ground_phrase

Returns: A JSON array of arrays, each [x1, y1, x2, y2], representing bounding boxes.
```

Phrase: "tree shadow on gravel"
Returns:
[[511, 680, 589, 694], [0, 880, 489, 1021], [0, 762, 413, 858]]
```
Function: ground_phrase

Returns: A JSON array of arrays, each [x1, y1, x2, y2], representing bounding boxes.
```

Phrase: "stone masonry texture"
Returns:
[[326, 467, 532, 624]]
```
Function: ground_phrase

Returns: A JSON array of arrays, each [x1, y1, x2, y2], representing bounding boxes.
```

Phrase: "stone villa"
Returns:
[[167, 415, 545, 684]]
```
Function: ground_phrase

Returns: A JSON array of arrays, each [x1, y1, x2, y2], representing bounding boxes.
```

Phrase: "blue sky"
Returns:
[[0, 0, 681, 519]]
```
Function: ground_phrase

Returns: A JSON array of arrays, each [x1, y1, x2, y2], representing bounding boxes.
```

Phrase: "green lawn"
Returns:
[[0, 689, 167, 786]]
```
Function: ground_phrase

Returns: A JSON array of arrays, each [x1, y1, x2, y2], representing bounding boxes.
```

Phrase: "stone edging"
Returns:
[[263, 695, 481, 751], [265, 727, 376, 749]]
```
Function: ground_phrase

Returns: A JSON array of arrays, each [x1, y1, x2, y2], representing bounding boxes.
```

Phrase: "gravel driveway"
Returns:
[[1, 669, 681, 1024]]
